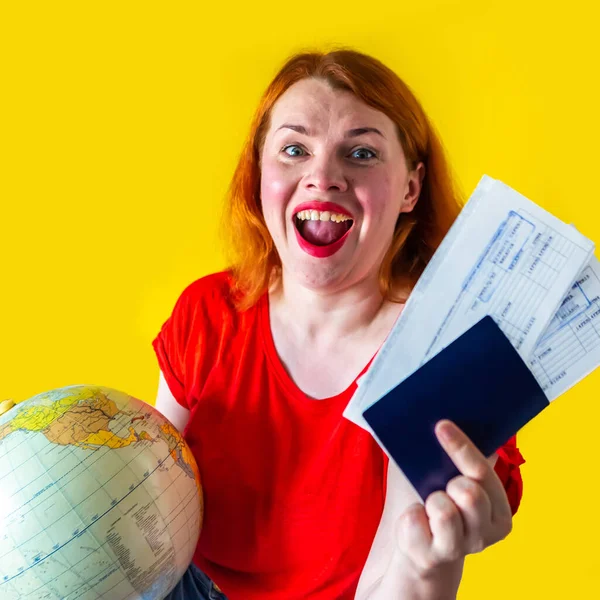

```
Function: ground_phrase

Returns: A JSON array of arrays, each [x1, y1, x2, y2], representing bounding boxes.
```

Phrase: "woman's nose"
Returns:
[[303, 155, 349, 193]]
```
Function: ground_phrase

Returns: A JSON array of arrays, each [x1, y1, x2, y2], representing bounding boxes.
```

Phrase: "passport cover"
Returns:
[[362, 315, 549, 500]]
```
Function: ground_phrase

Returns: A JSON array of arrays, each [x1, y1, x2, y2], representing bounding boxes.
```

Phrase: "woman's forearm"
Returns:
[[357, 427, 511, 600], [356, 460, 464, 600], [359, 550, 464, 600]]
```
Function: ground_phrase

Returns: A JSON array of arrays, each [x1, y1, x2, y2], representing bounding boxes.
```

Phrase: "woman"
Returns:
[[155, 49, 524, 600]]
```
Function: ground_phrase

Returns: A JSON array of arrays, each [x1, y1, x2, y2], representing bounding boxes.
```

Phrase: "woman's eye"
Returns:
[[280, 145, 377, 160], [282, 145, 306, 157], [351, 147, 377, 160]]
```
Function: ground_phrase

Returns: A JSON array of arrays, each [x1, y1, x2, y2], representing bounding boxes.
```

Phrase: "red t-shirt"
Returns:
[[152, 271, 525, 600]]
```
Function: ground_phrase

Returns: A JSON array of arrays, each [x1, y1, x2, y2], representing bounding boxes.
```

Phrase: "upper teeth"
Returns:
[[295, 210, 351, 223]]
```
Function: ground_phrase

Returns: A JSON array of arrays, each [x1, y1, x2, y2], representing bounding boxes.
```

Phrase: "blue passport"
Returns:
[[362, 316, 548, 501]]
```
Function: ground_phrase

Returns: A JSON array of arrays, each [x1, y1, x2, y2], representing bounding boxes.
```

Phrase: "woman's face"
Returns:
[[260, 77, 424, 294]]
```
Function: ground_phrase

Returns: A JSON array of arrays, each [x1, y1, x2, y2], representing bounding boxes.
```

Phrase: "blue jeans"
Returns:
[[163, 562, 228, 600]]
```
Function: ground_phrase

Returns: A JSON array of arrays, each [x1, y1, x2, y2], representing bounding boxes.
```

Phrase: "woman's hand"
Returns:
[[358, 419, 514, 600], [394, 420, 513, 593]]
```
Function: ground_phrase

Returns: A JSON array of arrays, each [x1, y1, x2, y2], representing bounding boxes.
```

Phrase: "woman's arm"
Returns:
[[357, 422, 511, 600], [356, 461, 464, 600], [155, 370, 191, 432]]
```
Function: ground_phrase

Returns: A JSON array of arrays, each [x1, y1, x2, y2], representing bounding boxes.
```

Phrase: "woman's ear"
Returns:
[[400, 162, 425, 214]]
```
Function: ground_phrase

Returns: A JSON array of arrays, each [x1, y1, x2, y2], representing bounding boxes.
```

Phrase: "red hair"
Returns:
[[222, 49, 463, 310]]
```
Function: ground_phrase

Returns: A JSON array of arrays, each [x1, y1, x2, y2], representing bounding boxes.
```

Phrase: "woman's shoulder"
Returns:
[[174, 270, 251, 320], [164, 270, 262, 364], [179, 270, 235, 303], [157, 271, 242, 351]]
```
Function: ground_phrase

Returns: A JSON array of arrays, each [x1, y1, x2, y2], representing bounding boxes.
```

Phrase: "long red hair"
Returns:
[[222, 49, 463, 310]]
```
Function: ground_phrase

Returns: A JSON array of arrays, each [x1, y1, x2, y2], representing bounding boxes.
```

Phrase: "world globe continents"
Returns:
[[0, 385, 203, 599]]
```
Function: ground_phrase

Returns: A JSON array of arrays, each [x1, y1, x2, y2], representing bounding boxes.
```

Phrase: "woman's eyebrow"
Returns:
[[276, 124, 386, 139], [346, 127, 386, 139]]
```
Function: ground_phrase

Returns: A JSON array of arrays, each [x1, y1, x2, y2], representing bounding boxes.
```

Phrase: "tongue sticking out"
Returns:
[[297, 219, 352, 246]]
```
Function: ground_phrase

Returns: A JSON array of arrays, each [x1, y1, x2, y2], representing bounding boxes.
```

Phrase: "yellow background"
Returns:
[[1, 1, 599, 597]]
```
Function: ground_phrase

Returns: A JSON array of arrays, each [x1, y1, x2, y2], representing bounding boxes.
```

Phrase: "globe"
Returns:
[[0, 385, 203, 600]]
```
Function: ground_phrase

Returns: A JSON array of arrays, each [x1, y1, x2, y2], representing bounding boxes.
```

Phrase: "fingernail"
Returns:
[[431, 493, 451, 509], [436, 420, 455, 444], [454, 477, 474, 492]]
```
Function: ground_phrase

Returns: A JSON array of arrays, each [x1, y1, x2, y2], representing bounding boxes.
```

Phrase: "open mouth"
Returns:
[[294, 209, 354, 246]]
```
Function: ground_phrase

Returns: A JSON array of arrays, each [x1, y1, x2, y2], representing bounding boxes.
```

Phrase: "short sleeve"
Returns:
[[152, 288, 193, 409], [494, 435, 525, 516]]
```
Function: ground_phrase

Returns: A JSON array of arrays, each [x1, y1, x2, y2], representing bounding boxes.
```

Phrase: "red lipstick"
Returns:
[[291, 201, 355, 258]]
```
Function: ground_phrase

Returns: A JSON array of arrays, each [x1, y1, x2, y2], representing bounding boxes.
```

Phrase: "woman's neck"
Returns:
[[269, 270, 396, 345], [267, 269, 405, 399]]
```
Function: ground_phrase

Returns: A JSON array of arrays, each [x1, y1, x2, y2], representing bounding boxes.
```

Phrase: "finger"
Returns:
[[425, 491, 464, 562], [487, 452, 499, 468], [435, 420, 511, 522], [396, 503, 433, 568], [446, 476, 491, 553]]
